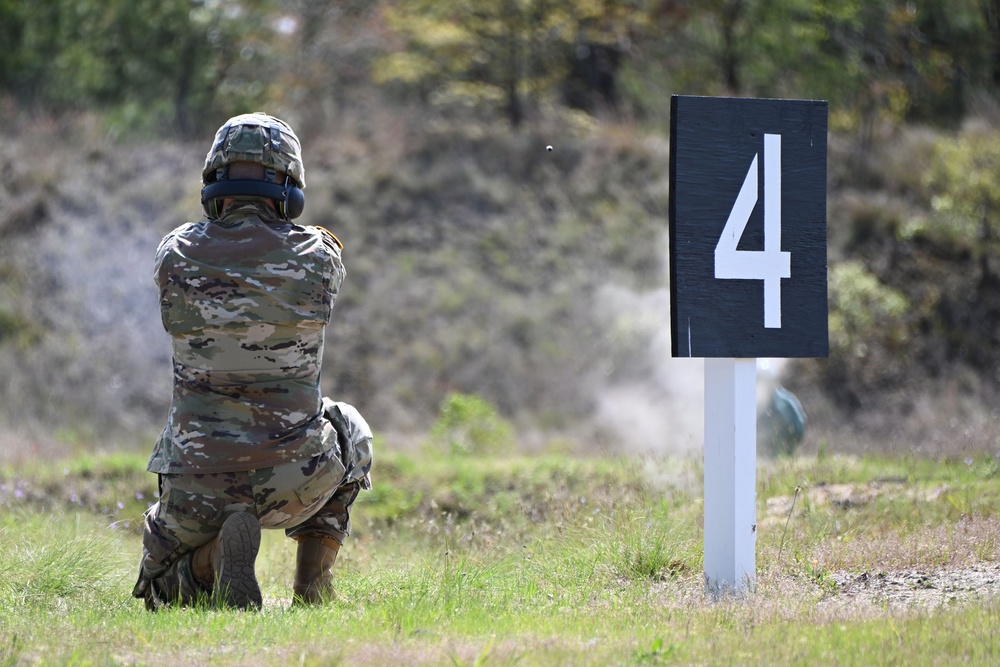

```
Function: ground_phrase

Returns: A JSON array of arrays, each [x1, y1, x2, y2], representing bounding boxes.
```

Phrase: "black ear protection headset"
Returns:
[[201, 171, 305, 220]]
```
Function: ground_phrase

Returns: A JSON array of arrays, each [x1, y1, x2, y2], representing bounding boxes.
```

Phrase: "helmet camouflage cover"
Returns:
[[202, 112, 305, 188]]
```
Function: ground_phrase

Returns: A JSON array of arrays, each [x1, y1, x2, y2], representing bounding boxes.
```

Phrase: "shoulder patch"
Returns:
[[316, 226, 344, 250]]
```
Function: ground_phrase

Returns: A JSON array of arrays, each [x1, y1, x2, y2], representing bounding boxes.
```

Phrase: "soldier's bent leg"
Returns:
[[285, 480, 362, 602], [191, 511, 263, 610], [292, 536, 340, 604], [132, 547, 206, 612], [133, 472, 255, 610]]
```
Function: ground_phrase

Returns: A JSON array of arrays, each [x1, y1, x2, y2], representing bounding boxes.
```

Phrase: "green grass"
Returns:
[[2, 450, 1000, 665]]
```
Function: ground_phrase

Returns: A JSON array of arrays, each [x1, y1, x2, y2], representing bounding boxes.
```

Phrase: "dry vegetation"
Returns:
[[1, 104, 999, 464]]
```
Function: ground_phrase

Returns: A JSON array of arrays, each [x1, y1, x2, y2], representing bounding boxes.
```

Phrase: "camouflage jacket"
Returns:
[[147, 203, 346, 474]]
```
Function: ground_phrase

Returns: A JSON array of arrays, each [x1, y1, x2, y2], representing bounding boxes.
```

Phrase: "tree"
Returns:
[[644, 0, 998, 133], [373, 0, 654, 126], [0, 0, 278, 135], [261, 0, 392, 134]]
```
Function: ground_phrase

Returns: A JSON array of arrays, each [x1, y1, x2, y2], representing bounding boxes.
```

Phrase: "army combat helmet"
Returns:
[[201, 112, 306, 220]]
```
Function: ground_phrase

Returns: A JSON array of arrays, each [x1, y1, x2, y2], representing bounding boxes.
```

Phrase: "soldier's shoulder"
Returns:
[[155, 221, 208, 263], [309, 225, 344, 252], [161, 220, 207, 243]]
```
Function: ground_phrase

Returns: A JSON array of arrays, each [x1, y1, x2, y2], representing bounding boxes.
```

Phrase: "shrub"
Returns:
[[820, 261, 912, 408], [428, 392, 515, 458]]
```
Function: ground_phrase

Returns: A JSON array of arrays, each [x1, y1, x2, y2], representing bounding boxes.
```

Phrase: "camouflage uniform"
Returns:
[[133, 115, 372, 608]]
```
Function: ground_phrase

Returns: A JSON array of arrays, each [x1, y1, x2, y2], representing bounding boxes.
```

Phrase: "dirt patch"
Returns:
[[824, 563, 1000, 611], [761, 479, 944, 522]]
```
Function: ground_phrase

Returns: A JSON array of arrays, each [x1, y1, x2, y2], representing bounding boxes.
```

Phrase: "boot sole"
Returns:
[[214, 512, 263, 610]]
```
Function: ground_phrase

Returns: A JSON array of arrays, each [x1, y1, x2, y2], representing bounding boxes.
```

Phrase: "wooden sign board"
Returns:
[[669, 95, 829, 359]]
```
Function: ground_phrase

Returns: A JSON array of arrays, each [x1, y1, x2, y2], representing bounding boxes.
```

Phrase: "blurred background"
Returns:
[[1, 0, 999, 462]]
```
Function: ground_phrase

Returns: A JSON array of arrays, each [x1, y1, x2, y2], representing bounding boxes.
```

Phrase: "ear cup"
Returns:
[[202, 196, 223, 219], [282, 186, 305, 219]]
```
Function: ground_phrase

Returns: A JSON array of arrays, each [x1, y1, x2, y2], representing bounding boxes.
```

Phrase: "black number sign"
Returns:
[[669, 95, 829, 358]]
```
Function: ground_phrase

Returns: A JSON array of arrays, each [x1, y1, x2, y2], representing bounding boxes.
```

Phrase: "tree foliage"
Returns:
[[374, 0, 653, 125], [632, 0, 998, 130], [0, 0, 277, 135], [0, 0, 997, 132]]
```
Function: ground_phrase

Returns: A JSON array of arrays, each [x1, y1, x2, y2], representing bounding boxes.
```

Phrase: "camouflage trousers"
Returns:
[[133, 455, 365, 609], [132, 401, 373, 609]]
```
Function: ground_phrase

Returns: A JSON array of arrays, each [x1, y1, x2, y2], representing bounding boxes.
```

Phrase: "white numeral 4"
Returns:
[[714, 133, 790, 329]]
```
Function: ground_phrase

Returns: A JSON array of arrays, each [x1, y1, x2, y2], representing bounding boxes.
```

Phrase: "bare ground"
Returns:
[[759, 482, 1000, 615]]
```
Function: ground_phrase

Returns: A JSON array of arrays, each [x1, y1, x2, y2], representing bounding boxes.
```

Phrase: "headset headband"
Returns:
[[200, 179, 305, 220]]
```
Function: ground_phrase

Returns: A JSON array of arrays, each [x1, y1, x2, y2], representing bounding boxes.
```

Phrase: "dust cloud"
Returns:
[[592, 264, 790, 457]]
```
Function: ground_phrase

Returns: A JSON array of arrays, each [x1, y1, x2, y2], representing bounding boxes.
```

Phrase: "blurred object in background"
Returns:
[[757, 359, 806, 458], [759, 385, 807, 458]]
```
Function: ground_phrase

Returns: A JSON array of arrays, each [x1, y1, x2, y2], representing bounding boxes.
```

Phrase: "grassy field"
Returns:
[[2, 446, 1000, 666]]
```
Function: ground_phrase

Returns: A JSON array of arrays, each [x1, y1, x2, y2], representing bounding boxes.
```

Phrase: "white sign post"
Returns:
[[669, 95, 828, 598], [703, 357, 757, 596]]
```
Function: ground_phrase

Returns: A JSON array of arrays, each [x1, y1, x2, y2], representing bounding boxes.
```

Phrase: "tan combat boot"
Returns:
[[191, 511, 263, 610], [292, 536, 341, 604]]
